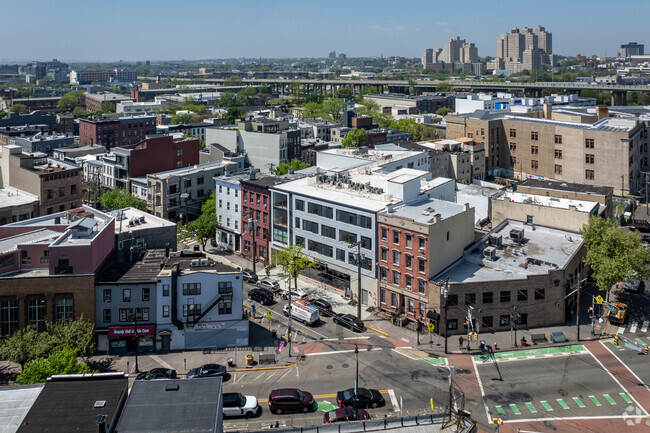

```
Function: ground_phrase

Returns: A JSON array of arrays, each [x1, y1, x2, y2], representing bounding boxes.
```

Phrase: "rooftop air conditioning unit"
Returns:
[[510, 228, 525, 241], [488, 234, 502, 247], [483, 246, 496, 260], [199, 258, 209, 267], [190, 259, 200, 267]]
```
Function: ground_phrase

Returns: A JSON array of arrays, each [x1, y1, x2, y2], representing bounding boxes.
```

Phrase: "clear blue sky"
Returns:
[[3, 0, 649, 62]]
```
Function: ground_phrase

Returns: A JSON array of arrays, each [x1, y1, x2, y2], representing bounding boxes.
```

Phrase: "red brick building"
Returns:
[[79, 115, 156, 150]]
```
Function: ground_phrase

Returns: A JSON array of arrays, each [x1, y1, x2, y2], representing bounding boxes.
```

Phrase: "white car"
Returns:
[[223, 392, 259, 418], [281, 289, 308, 301]]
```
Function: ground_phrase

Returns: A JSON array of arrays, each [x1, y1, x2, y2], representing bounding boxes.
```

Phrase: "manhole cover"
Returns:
[[557, 389, 568, 397], [326, 365, 333, 370], [341, 363, 349, 368], [411, 375, 421, 382]]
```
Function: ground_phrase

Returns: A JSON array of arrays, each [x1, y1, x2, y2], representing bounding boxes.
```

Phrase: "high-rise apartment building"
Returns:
[[496, 26, 552, 72], [621, 42, 644, 58], [421, 36, 478, 68]]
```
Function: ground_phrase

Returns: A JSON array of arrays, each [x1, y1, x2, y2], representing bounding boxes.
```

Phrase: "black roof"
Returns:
[[162, 254, 239, 273], [519, 178, 613, 196], [116, 378, 223, 433], [97, 250, 166, 284], [17, 373, 128, 433], [240, 175, 283, 188]]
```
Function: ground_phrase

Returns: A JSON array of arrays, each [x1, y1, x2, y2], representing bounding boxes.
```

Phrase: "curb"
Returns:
[[366, 325, 388, 336]]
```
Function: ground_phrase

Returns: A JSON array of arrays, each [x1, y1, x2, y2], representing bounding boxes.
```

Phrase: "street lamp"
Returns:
[[131, 313, 140, 373], [247, 215, 258, 274]]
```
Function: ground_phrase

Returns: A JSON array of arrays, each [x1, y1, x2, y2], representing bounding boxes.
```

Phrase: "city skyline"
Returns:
[[2, 0, 649, 63]]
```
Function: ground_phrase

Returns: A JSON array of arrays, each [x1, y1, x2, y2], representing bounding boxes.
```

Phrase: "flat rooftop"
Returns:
[[498, 191, 600, 213], [519, 178, 614, 196], [158, 253, 240, 276], [0, 385, 43, 433], [149, 160, 235, 179], [381, 197, 468, 224], [435, 220, 583, 283], [0, 187, 39, 207], [111, 208, 176, 233]]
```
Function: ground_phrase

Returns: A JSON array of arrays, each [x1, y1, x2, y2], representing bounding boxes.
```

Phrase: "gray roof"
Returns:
[[0, 386, 43, 433], [97, 250, 167, 284], [0, 229, 61, 255], [519, 178, 614, 196], [68, 217, 97, 230]]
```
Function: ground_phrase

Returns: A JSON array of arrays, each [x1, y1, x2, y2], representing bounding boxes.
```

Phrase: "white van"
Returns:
[[283, 299, 320, 326]]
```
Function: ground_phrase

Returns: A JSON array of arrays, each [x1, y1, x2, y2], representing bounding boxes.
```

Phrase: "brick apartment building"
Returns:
[[84, 93, 134, 113], [79, 115, 156, 150]]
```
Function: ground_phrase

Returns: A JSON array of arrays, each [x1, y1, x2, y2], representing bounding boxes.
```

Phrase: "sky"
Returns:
[[2, 0, 649, 63]]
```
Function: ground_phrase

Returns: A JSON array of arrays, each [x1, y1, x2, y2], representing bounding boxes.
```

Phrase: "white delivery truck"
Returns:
[[283, 299, 320, 326]]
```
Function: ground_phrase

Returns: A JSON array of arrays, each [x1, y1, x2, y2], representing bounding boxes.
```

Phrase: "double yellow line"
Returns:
[[257, 390, 389, 403]]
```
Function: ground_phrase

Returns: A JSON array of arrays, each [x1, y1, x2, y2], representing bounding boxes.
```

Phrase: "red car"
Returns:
[[324, 407, 370, 423]]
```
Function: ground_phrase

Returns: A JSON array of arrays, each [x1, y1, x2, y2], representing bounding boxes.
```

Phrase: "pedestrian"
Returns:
[[458, 336, 464, 349], [250, 302, 256, 318]]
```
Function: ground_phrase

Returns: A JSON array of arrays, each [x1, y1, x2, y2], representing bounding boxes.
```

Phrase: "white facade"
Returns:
[[116, 99, 167, 115], [214, 175, 245, 251], [316, 148, 431, 174], [205, 128, 289, 173], [455, 94, 511, 114]]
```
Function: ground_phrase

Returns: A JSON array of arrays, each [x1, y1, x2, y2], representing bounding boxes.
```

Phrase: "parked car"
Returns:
[[310, 299, 334, 317], [135, 368, 177, 381], [324, 407, 370, 423], [258, 278, 281, 292], [268, 388, 317, 414], [222, 392, 260, 418], [333, 313, 365, 332], [186, 363, 227, 379], [337, 387, 385, 409], [242, 269, 258, 283], [281, 289, 308, 301], [248, 288, 274, 305]]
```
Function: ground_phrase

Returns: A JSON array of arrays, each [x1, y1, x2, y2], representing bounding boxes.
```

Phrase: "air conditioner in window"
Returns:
[[381, 277, 387, 282], [406, 285, 412, 290], [419, 247, 426, 253]]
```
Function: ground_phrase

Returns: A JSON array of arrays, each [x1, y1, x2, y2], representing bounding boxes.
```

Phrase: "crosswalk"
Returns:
[[492, 392, 634, 417]]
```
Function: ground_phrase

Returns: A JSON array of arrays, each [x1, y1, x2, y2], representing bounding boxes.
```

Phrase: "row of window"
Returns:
[[379, 289, 427, 317], [443, 288, 545, 306], [244, 191, 266, 206], [380, 249, 427, 272], [218, 200, 239, 212], [0, 297, 73, 335], [46, 184, 77, 200], [296, 236, 373, 270], [104, 288, 151, 303], [297, 218, 371, 248], [446, 313, 529, 331], [380, 227, 427, 251], [379, 269, 427, 293], [217, 184, 238, 196]]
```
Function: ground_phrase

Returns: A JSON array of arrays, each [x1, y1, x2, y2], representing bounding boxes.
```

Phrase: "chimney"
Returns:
[[596, 105, 609, 120], [543, 103, 552, 119]]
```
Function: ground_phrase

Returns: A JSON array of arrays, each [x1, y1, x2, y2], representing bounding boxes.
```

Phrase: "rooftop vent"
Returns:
[[483, 246, 496, 260], [510, 228, 525, 241], [488, 234, 502, 247], [93, 401, 106, 409]]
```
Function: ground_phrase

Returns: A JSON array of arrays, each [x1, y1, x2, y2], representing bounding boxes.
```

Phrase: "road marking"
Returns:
[[277, 369, 291, 382], [304, 348, 383, 356], [620, 392, 633, 404], [524, 402, 537, 413], [509, 404, 521, 415], [540, 400, 553, 411], [630, 321, 638, 333], [387, 389, 399, 411], [252, 372, 265, 382], [589, 396, 601, 407], [603, 394, 616, 405], [471, 358, 491, 425], [642, 321, 649, 333], [265, 371, 277, 382], [495, 405, 506, 416], [366, 325, 388, 336], [600, 341, 650, 415], [572, 397, 585, 408], [148, 354, 174, 370], [557, 399, 569, 410], [617, 325, 626, 334], [400, 337, 410, 343], [235, 373, 246, 383], [636, 338, 646, 345], [503, 414, 650, 424]]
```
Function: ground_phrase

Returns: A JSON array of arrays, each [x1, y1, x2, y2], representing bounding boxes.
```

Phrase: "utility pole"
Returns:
[[591, 294, 596, 336], [349, 241, 363, 320], [576, 277, 581, 342], [437, 277, 451, 354]]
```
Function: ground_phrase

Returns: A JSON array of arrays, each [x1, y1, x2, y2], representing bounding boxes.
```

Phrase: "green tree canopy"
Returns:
[[274, 159, 310, 175], [322, 98, 346, 122], [171, 113, 193, 124], [98, 188, 147, 211], [275, 244, 316, 294], [435, 107, 453, 116], [219, 91, 237, 107], [17, 346, 92, 384], [580, 217, 650, 301], [99, 101, 115, 114], [335, 87, 354, 100], [57, 90, 86, 111], [11, 103, 27, 113], [341, 128, 368, 148], [223, 76, 244, 86], [436, 82, 452, 92], [184, 190, 216, 249], [236, 87, 257, 106], [302, 102, 324, 119], [226, 107, 244, 124], [0, 325, 50, 368]]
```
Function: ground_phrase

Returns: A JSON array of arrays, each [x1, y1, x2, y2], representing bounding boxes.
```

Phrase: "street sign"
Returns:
[[595, 295, 604, 304], [430, 397, 434, 411], [266, 311, 273, 321], [428, 322, 435, 333], [278, 340, 285, 352]]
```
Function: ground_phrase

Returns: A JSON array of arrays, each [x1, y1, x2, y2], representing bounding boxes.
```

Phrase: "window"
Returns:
[[408, 298, 414, 313], [307, 202, 333, 218], [405, 233, 412, 248], [182, 282, 201, 295], [585, 154, 594, 164], [531, 160, 538, 169], [123, 289, 131, 302], [103, 289, 111, 303], [499, 315, 510, 326], [482, 316, 493, 329], [380, 266, 388, 281], [517, 289, 528, 301], [59, 186, 65, 197], [294, 236, 304, 247], [162, 284, 169, 296], [46, 189, 53, 199], [177, 148, 183, 156], [197, 176, 204, 185], [447, 294, 458, 306], [321, 225, 336, 239], [361, 236, 371, 250], [218, 281, 233, 294], [71, 184, 77, 195], [294, 217, 300, 229], [418, 237, 425, 250], [339, 229, 356, 244], [380, 289, 386, 304], [392, 230, 400, 244], [219, 200, 222, 208], [531, 145, 538, 155], [418, 279, 426, 294], [465, 293, 476, 305], [585, 169, 594, 180], [119, 308, 132, 322], [103, 309, 111, 323], [527, 215, 533, 225], [418, 258, 426, 273], [142, 288, 150, 302], [555, 164, 562, 174], [447, 319, 458, 330], [554, 135, 562, 144], [336, 210, 372, 229], [534, 288, 545, 300], [0, 299, 18, 335], [518, 313, 528, 325], [183, 304, 202, 317], [26, 296, 46, 331], [554, 149, 562, 159], [500, 290, 510, 303], [162, 305, 169, 317], [218, 299, 232, 315], [585, 138, 594, 148], [405, 254, 412, 269], [21, 251, 30, 265], [531, 131, 538, 140], [381, 247, 388, 261], [381, 227, 388, 241], [184, 179, 191, 188], [509, 129, 516, 138], [509, 143, 517, 152], [483, 292, 493, 304], [295, 199, 304, 211], [392, 270, 400, 286], [55, 296, 73, 324], [176, 161, 183, 168], [336, 248, 346, 262], [392, 250, 400, 265], [391, 292, 397, 307], [405, 274, 413, 289], [59, 204, 65, 212]]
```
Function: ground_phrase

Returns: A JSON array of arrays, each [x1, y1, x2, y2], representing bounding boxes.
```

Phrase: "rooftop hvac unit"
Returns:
[[190, 258, 200, 267], [199, 258, 209, 267], [483, 246, 496, 260], [488, 234, 502, 247], [510, 228, 525, 241]]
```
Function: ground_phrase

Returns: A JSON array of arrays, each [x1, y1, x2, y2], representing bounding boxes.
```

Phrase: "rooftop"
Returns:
[[0, 385, 43, 433], [0, 228, 62, 255], [112, 208, 176, 234], [380, 197, 468, 224], [148, 160, 236, 180], [31, 158, 80, 174], [519, 178, 614, 196], [498, 191, 600, 213], [85, 92, 132, 102], [97, 249, 167, 284], [435, 220, 584, 283], [0, 186, 39, 208], [159, 252, 240, 276]]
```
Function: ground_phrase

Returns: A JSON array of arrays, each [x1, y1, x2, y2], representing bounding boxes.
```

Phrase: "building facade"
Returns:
[[79, 115, 156, 150]]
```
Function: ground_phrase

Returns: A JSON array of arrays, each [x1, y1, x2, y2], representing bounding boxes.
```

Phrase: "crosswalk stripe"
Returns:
[[540, 400, 553, 411], [617, 326, 626, 334], [525, 402, 537, 413], [495, 405, 506, 416], [630, 321, 638, 333], [557, 399, 570, 410], [620, 393, 633, 404], [573, 397, 586, 408], [641, 320, 649, 332], [509, 403, 521, 415], [589, 395, 602, 407], [604, 394, 616, 405]]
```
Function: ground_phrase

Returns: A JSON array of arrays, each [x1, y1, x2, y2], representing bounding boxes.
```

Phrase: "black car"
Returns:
[[337, 387, 385, 409], [333, 313, 364, 332], [186, 363, 227, 379], [242, 269, 258, 283], [135, 368, 177, 381], [248, 288, 274, 305], [310, 299, 334, 317]]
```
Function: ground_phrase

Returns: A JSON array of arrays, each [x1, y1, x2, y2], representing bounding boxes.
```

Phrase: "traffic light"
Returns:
[[492, 418, 503, 425], [614, 335, 619, 346], [473, 332, 478, 341], [645, 347, 649, 356]]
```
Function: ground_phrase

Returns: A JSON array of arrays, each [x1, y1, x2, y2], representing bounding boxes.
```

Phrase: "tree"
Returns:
[[435, 107, 452, 116], [236, 87, 256, 106], [57, 90, 85, 111], [322, 98, 346, 122], [226, 107, 244, 124], [304, 94, 323, 104], [580, 217, 650, 301], [358, 98, 380, 116], [11, 103, 27, 113], [274, 159, 310, 175], [302, 102, 324, 119], [219, 91, 237, 107], [288, 80, 305, 100], [0, 325, 50, 368], [99, 101, 115, 114], [335, 87, 354, 100], [98, 188, 147, 211], [17, 346, 92, 384], [436, 82, 452, 92], [223, 76, 244, 86], [275, 244, 316, 296], [171, 113, 193, 124], [341, 128, 368, 148], [47, 315, 95, 359], [184, 190, 216, 250]]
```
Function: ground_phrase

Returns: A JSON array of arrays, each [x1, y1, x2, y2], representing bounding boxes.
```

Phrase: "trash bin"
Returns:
[[245, 353, 254, 366], [272, 329, 277, 338], [227, 358, 234, 368]]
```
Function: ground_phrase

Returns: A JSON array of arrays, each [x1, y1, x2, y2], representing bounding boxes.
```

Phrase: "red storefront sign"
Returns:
[[108, 325, 156, 338]]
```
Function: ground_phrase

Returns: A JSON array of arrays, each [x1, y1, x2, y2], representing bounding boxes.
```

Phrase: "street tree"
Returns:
[[12, 103, 28, 113], [184, 190, 216, 250], [435, 107, 452, 116], [171, 113, 193, 124], [99, 101, 115, 113], [322, 97, 346, 122], [0, 325, 50, 368], [47, 315, 96, 359], [341, 128, 368, 148], [274, 243, 316, 295], [57, 90, 85, 111], [17, 346, 92, 384], [580, 217, 650, 301], [98, 188, 147, 211], [226, 107, 244, 124], [274, 159, 310, 175]]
